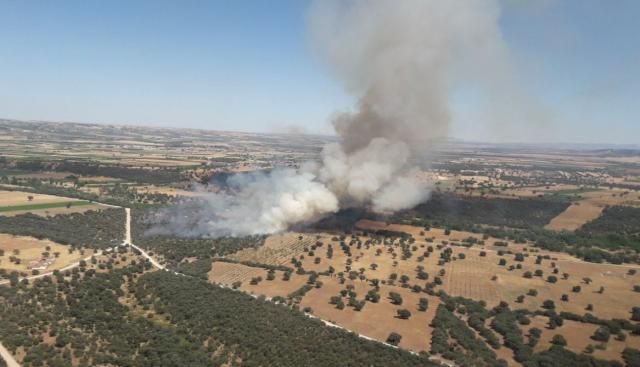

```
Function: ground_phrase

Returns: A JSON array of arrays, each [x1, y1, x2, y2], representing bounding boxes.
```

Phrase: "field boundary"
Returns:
[[0, 200, 93, 213]]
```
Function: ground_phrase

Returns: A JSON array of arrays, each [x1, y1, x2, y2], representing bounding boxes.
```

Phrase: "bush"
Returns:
[[592, 326, 611, 342], [387, 332, 402, 346], [397, 309, 412, 319], [418, 298, 429, 311], [542, 300, 555, 310], [551, 334, 567, 346], [389, 292, 403, 305]]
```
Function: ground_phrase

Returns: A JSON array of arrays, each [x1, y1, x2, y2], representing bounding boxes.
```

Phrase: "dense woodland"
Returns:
[[0, 208, 125, 249], [580, 206, 640, 250], [0, 264, 435, 367], [131, 208, 265, 269], [406, 193, 571, 229], [12, 160, 188, 184]]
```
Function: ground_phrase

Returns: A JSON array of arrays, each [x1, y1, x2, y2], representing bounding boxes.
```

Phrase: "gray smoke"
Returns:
[[151, 0, 515, 237], [147, 169, 338, 237]]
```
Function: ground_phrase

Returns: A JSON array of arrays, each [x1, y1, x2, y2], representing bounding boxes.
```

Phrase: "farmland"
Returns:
[[206, 219, 640, 365], [0, 234, 92, 273], [0, 190, 107, 216], [0, 201, 93, 213], [1, 120, 640, 367], [0, 190, 83, 207], [546, 189, 639, 231]]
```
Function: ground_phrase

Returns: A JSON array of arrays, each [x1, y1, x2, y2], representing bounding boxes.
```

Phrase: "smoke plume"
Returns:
[[151, 0, 515, 237]]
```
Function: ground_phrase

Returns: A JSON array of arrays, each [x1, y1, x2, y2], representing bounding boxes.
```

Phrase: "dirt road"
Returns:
[[0, 342, 20, 367]]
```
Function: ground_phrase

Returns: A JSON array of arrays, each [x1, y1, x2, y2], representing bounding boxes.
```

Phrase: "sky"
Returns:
[[0, 0, 638, 144]]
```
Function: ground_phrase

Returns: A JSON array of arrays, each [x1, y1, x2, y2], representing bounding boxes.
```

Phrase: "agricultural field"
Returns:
[[0, 190, 82, 207], [0, 190, 107, 216], [131, 185, 204, 198], [546, 189, 640, 231], [520, 315, 640, 362], [1, 120, 640, 367], [209, 219, 640, 365], [208, 261, 309, 298], [226, 232, 324, 266], [0, 233, 93, 273]]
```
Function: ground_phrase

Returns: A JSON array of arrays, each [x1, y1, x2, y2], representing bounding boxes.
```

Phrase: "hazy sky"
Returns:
[[0, 0, 638, 144]]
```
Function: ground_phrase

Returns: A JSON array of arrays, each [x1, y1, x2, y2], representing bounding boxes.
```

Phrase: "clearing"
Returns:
[[0, 233, 93, 273]]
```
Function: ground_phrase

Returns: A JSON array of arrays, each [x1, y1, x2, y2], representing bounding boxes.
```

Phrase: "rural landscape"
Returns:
[[0, 118, 639, 367], [2, 0, 639, 366]]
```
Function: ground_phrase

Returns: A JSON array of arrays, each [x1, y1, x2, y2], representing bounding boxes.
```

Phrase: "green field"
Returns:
[[543, 187, 601, 202], [0, 200, 94, 213], [0, 169, 26, 176]]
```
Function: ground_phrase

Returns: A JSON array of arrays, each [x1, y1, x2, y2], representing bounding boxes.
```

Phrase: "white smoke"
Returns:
[[150, 0, 518, 237], [148, 169, 338, 237]]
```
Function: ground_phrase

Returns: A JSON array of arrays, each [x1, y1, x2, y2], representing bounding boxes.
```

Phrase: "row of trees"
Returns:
[[0, 208, 125, 249]]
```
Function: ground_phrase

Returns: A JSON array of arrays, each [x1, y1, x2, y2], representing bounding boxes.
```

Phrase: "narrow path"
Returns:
[[0, 341, 20, 367]]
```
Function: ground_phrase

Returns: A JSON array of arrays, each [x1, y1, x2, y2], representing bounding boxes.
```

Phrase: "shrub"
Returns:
[[397, 309, 412, 319], [551, 334, 567, 346], [388, 292, 403, 305], [592, 326, 611, 342], [387, 332, 402, 346], [418, 298, 429, 311]]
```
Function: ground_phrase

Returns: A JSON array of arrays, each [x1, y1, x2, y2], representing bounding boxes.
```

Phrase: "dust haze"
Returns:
[[150, 0, 528, 237]]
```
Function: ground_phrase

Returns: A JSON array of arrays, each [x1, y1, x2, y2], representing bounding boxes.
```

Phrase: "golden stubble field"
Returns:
[[210, 220, 640, 364], [0, 190, 80, 206], [208, 260, 441, 352], [0, 233, 93, 273], [546, 189, 640, 231], [0, 189, 107, 216], [356, 220, 640, 320], [520, 316, 640, 362]]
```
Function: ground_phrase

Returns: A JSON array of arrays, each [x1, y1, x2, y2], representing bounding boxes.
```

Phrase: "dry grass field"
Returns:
[[546, 189, 639, 231], [300, 277, 441, 352], [227, 232, 325, 266], [0, 190, 81, 207], [0, 233, 93, 272], [357, 220, 640, 320], [208, 262, 441, 353], [208, 261, 309, 298], [210, 219, 640, 364], [520, 316, 640, 362]]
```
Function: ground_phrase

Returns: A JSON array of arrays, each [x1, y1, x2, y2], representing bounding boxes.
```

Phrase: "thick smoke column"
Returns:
[[151, 0, 512, 237]]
